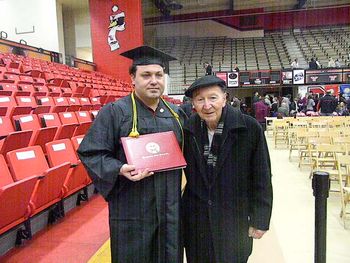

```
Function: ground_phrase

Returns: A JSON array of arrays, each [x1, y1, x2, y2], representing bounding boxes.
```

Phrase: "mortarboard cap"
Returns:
[[120, 45, 177, 67], [185, 75, 226, 98]]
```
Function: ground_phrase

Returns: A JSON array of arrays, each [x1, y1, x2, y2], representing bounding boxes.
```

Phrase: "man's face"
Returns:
[[192, 85, 226, 127], [131, 64, 165, 101]]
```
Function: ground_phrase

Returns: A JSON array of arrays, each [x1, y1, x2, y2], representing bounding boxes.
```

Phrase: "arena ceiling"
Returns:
[[59, 0, 350, 18], [142, 0, 350, 19]]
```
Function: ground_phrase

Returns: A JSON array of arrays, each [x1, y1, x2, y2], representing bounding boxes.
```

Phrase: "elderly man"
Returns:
[[182, 75, 273, 263], [78, 46, 185, 263]]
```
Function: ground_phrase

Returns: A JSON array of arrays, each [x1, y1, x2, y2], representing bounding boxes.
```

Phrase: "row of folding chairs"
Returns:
[[0, 135, 90, 241], [0, 110, 98, 156]]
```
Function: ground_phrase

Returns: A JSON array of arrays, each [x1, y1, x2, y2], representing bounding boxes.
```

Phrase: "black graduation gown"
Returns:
[[182, 106, 272, 263], [78, 95, 184, 263]]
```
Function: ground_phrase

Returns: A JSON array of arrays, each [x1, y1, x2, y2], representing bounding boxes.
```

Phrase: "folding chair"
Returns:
[[15, 96, 50, 114], [39, 113, 76, 140], [0, 95, 32, 118], [79, 97, 92, 111], [46, 139, 89, 202], [336, 155, 350, 228], [6, 146, 70, 218], [53, 97, 69, 112], [13, 114, 57, 152], [67, 97, 81, 112], [0, 116, 32, 156], [0, 153, 37, 236]]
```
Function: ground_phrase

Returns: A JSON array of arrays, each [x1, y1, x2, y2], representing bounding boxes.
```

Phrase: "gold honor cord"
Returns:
[[128, 92, 184, 151]]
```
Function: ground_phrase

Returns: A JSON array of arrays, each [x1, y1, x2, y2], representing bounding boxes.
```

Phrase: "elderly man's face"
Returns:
[[131, 64, 165, 102], [192, 85, 226, 129]]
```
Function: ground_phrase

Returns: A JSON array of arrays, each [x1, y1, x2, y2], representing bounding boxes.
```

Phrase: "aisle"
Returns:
[[261, 135, 350, 263], [0, 195, 109, 263]]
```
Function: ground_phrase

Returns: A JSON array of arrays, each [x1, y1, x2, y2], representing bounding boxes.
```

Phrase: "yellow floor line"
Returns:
[[88, 239, 111, 263]]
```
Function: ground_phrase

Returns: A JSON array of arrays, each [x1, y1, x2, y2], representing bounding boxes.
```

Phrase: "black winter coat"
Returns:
[[182, 106, 273, 263]]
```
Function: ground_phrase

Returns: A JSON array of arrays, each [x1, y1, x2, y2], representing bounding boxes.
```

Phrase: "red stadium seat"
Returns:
[[13, 114, 57, 152], [79, 97, 92, 111], [46, 139, 89, 198], [70, 135, 84, 152], [0, 81, 19, 96], [90, 97, 102, 109], [0, 95, 32, 118], [67, 97, 81, 112], [6, 145, 70, 217], [39, 112, 76, 140], [15, 96, 50, 114], [0, 116, 32, 156], [75, 110, 92, 123], [0, 156, 38, 235], [53, 97, 69, 112]]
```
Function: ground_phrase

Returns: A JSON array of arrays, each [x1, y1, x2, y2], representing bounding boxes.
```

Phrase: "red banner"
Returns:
[[89, 0, 143, 81]]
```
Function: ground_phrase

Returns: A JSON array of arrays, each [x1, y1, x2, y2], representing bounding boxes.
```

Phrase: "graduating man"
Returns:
[[78, 46, 185, 263]]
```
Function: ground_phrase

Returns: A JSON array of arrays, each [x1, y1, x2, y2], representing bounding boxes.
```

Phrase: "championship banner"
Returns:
[[293, 69, 305, 85], [305, 69, 343, 84], [227, 71, 239, 87], [308, 84, 339, 96], [89, 0, 143, 81], [340, 84, 350, 99]]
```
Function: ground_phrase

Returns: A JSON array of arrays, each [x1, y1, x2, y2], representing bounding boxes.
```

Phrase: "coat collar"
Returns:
[[184, 105, 247, 187]]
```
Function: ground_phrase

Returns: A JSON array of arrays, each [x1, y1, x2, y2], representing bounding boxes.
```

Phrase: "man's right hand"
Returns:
[[119, 164, 154, 182]]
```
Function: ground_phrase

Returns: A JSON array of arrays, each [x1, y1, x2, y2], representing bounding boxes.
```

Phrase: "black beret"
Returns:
[[185, 75, 226, 98]]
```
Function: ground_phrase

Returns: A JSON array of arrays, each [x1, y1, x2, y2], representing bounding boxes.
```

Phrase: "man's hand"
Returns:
[[248, 227, 267, 239], [119, 164, 154, 182]]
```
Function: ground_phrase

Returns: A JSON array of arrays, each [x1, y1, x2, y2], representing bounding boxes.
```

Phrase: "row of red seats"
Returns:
[[0, 95, 101, 118], [0, 110, 98, 156], [0, 54, 133, 91], [0, 135, 89, 238], [0, 76, 130, 97]]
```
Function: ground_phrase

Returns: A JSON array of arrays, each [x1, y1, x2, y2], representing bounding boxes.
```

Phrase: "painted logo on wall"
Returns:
[[108, 5, 126, 51]]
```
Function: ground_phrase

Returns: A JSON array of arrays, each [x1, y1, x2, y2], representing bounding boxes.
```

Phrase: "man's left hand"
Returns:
[[248, 227, 267, 239]]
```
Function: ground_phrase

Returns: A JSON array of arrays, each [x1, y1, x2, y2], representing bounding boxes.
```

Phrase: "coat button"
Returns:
[[208, 200, 213, 206]]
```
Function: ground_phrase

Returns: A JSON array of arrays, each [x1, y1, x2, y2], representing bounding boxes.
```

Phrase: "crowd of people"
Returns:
[[248, 90, 350, 127], [291, 56, 346, 69]]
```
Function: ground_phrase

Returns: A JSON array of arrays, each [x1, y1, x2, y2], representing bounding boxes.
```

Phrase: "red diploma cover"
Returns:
[[121, 131, 187, 174]]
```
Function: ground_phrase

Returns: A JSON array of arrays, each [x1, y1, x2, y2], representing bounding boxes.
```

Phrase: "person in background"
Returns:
[[254, 97, 270, 130], [290, 58, 299, 68], [309, 58, 318, 69], [182, 75, 272, 263], [335, 59, 341, 68], [264, 95, 272, 108], [180, 95, 193, 118], [233, 64, 240, 72], [317, 90, 338, 116], [252, 91, 260, 104], [289, 97, 299, 116], [315, 58, 321, 69], [271, 96, 279, 116], [204, 62, 213, 75], [77, 46, 185, 263], [306, 94, 315, 112], [336, 102, 349, 116], [328, 57, 336, 68], [277, 102, 289, 117]]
